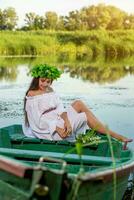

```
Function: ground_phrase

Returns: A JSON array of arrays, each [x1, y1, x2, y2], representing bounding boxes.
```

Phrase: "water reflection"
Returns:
[[0, 57, 134, 83], [0, 66, 18, 81], [68, 66, 134, 83]]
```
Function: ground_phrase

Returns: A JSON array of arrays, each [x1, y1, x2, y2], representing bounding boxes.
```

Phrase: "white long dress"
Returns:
[[23, 91, 88, 141]]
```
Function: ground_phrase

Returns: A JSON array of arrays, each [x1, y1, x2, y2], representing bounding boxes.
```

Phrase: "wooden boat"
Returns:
[[0, 124, 134, 200]]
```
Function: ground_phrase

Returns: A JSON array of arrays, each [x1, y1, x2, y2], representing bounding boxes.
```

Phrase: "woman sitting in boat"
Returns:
[[23, 64, 132, 145]]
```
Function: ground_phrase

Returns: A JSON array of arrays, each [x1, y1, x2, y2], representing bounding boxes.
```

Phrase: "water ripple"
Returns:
[[0, 96, 134, 118]]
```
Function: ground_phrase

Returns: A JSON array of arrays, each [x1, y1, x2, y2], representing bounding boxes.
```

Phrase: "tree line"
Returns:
[[0, 4, 134, 31]]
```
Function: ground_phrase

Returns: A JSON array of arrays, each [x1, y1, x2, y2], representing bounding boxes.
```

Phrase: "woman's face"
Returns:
[[39, 78, 52, 90]]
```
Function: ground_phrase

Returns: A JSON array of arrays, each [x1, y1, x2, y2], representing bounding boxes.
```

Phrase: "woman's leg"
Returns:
[[71, 100, 132, 143]]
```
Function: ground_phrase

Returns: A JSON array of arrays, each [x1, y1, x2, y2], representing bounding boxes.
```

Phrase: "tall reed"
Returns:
[[0, 30, 134, 60]]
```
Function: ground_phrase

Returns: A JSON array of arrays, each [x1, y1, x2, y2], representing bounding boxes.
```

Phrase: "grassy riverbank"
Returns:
[[0, 30, 134, 60]]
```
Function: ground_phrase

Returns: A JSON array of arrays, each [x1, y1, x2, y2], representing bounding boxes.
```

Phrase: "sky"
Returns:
[[0, 0, 134, 27]]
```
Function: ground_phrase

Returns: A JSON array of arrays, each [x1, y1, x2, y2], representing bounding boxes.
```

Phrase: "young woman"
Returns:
[[23, 64, 133, 145]]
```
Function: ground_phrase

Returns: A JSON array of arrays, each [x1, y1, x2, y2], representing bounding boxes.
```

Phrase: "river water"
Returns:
[[0, 61, 134, 149]]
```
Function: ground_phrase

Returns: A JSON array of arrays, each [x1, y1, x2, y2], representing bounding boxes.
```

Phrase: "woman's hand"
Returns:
[[64, 119, 72, 136], [56, 126, 68, 138], [60, 112, 72, 137]]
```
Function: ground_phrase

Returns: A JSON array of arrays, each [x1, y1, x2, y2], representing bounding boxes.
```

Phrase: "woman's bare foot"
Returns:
[[119, 137, 133, 150], [119, 136, 133, 143]]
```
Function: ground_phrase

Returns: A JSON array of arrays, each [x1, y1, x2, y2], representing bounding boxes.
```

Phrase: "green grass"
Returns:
[[0, 30, 134, 60]]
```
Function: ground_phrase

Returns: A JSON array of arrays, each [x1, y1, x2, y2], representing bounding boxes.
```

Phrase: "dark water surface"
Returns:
[[0, 61, 134, 149]]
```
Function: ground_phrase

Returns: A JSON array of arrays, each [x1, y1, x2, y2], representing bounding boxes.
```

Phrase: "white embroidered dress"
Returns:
[[23, 91, 88, 141]]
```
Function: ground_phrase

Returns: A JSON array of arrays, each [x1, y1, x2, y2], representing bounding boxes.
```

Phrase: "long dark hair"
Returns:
[[24, 78, 39, 126]]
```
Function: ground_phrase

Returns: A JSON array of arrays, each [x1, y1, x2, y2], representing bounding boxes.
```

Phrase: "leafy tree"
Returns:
[[81, 4, 112, 30], [0, 9, 5, 29], [106, 6, 126, 30], [24, 12, 45, 30], [129, 15, 134, 29], [78, 4, 127, 30], [34, 15, 45, 30], [0, 7, 18, 30], [56, 16, 65, 30], [44, 11, 58, 30], [24, 12, 37, 30], [96, 4, 111, 29], [79, 9, 89, 30], [81, 5, 99, 30], [64, 10, 82, 31], [123, 15, 134, 29]]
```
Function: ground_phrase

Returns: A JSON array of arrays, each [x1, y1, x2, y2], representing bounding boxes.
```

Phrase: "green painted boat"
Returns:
[[0, 124, 134, 200]]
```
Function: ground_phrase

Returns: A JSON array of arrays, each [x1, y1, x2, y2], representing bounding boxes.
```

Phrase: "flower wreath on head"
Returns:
[[30, 64, 62, 79]]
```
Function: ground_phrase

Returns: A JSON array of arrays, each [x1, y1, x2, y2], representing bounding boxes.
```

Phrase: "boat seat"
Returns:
[[10, 134, 72, 145], [0, 147, 121, 165]]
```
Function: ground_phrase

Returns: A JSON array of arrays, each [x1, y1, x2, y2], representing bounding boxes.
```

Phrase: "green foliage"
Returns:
[[24, 12, 45, 30], [0, 30, 134, 61], [57, 31, 90, 45], [76, 45, 93, 61], [75, 142, 83, 157], [44, 12, 58, 30], [1, 4, 134, 31], [75, 129, 101, 157], [58, 42, 76, 61], [76, 129, 101, 145], [30, 64, 62, 79], [0, 7, 18, 30]]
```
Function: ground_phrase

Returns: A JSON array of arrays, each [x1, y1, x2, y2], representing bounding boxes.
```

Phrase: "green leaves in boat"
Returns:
[[76, 129, 103, 145], [75, 129, 106, 156]]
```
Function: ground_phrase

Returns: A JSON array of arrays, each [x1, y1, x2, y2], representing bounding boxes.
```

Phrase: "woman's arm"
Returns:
[[54, 93, 72, 138]]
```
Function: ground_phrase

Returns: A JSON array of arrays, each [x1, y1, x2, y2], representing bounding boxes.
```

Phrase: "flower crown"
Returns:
[[30, 64, 62, 79]]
